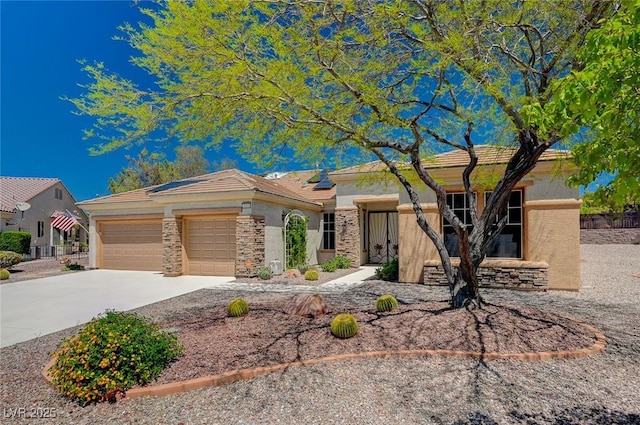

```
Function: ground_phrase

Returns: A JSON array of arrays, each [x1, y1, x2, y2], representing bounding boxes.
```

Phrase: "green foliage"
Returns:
[[108, 146, 213, 193], [0, 231, 31, 255], [375, 258, 399, 282], [550, 2, 640, 201], [257, 266, 272, 280], [49, 310, 183, 405], [321, 255, 352, 272], [376, 294, 399, 313], [227, 298, 249, 317], [304, 269, 319, 281], [285, 214, 308, 269], [330, 314, 358, 339], [320, 261, 337, 273], [297, 264, 315, 274], [0, 268, 10, 280], [0, 250, 22, 268], [63, 263, 86, 271]]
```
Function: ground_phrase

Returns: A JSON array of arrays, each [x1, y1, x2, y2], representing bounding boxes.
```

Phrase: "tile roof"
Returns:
[[331, 145, 571, 176], [0, 177, 60, 212], [79, 169, 323, 207], [267, 170, 336, 202]]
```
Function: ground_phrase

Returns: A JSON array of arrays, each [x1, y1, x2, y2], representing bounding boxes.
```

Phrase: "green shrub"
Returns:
[[304, 269, 320, 281], [320, 255, 352, 273], [0, 251, 22, 269], [375, 258, 399, 281], [297, 263, 314, 274], [49, 310, 183, 405], [320, 260, 338, 272], [0, 231, 31, 255], [63, 263, 85, 271], [227, 298, 249, 317], [257, 266, 272, 280], [330, 314, 358, 339], [0, 268, 10, 280], [376, 294, 398, 312]]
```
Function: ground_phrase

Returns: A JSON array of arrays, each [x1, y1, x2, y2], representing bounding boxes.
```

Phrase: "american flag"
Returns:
[[51, 211, 79, 232]]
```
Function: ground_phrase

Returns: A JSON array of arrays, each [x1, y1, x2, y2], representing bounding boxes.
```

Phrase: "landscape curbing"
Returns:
[[42, 320, 606, 400]]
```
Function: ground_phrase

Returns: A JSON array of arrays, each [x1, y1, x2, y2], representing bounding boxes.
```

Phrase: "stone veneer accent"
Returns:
[[235, 215, 265, 278], [423, 260, 549, 290], [163, 217, 183, 277], [335, 207, 360, 267]]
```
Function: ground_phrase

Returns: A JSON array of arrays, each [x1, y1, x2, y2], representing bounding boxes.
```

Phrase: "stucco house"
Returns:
[[79, 145, 582, 291], [0, 177, 88, 252]]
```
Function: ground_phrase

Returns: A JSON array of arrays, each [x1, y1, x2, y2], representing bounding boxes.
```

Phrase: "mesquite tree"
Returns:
[[69, 0, 613, 308]]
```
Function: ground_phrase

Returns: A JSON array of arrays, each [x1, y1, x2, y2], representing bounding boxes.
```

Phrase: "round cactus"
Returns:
[[376, 294, 398, 312], [331, 314, 358, 339], [227, 298, 249, 317], [0, 268, 9, 280], [304, 269, 319, 281]]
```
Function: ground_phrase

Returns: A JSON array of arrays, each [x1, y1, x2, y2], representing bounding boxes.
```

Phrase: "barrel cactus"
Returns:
[[227, 298, 249, 317], [0, 268, 9, 280], [330, 314, 358, 339], [376, 294, 398, 312], [304, 269, 319, 281]]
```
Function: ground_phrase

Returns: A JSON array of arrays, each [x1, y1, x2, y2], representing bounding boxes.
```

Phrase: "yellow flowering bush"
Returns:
[[49, 310, 183, 405]]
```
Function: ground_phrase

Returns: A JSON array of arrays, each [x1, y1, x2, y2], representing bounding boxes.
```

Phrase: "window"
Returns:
[[442, 190, 523, 259], [443, 193, 475, 257], [54, 188, 63, 200], [37, 221, 44, 238], [485, 190, 523, 259], [322, 213, 335, 250]]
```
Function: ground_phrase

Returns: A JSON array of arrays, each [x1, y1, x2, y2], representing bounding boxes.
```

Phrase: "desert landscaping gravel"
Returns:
[[1, 244, 639, 424]]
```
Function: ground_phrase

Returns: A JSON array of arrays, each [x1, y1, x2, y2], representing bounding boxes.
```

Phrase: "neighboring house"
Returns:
[[0, 177, 88, 252], [78, 145, 581, 291]]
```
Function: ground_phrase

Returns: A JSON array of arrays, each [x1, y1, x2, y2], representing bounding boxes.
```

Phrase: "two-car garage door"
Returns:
[[98, 217, 236, 275], [100, 221, 163, 271]]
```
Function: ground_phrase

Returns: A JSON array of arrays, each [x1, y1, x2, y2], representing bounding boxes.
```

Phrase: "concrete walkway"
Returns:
[[0, 267, 377, 348]]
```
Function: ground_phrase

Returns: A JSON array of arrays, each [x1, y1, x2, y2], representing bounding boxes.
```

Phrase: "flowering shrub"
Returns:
[[49, 310, 183, 405]]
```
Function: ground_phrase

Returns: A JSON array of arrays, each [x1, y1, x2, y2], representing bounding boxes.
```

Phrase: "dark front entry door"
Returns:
[[368, 212, 398, 264]]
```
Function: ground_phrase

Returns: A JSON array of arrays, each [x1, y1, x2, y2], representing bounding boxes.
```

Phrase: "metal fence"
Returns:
[[28, 245, 89, 261], [580, 211, 639, 229]]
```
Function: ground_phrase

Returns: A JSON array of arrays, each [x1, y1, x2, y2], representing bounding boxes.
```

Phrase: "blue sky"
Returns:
[[1, 0, 258, 202]]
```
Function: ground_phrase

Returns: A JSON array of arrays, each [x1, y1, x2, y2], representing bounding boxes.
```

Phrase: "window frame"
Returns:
[[442, 189, 524, 259], [322, 212, 335, 250], [37, 221, 44, 238]]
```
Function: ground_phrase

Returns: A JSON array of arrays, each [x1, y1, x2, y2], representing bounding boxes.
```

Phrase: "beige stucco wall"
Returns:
[[525, 199, 582, 290], [336, 179, 399, 208], [397, 203, 441, 283]]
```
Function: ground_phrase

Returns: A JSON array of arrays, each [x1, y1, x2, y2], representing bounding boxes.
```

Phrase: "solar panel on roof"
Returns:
[[313, 169, 335, 190]]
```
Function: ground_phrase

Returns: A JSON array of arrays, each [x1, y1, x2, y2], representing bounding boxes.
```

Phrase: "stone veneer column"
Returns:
[[335, 207, 360, 267], [235, 215, 265, 278], [163, 217, 182, 277]]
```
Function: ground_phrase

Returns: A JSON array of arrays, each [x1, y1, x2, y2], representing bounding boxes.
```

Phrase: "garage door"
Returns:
[[186, 218, 236, 276], [100, 221, 163, 271]]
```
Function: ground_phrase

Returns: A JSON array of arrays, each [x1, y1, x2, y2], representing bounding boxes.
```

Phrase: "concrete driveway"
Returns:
[[0, 270, 233, 348]]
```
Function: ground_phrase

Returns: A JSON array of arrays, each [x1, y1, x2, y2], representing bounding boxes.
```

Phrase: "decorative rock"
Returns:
[[284, 293, 329, 318], [283, 268, 301, 279]]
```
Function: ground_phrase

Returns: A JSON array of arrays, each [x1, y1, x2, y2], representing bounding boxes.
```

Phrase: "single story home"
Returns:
[[79, 145, 582, 291]]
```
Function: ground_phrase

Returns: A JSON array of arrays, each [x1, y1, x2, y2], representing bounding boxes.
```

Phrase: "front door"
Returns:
[[368, 212, 398, 264]]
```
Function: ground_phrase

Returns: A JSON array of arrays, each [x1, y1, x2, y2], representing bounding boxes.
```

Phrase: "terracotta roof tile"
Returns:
[[79, 169, 323, 207], [0, 177, 60, 212], [331, 145, 571, 176]]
